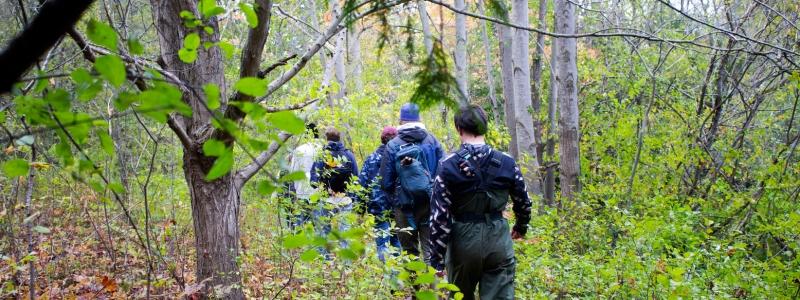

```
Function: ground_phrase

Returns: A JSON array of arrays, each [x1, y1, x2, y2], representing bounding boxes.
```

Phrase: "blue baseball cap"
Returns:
[[400, 103, 420, 122]]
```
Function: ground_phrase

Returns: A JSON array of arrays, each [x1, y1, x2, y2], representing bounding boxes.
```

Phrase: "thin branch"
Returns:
[[235, 132, 292, 186], [424, 0, 783, 57], [265, 97, 320, 113], [654, 0, 799, 57], [258, 54, 299, 78]]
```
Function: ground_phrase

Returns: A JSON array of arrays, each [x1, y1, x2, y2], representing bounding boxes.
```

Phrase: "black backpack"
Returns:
[[321, 147, 354, 194]]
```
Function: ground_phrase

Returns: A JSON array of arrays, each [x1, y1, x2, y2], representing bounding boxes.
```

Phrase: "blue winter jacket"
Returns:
[[310, 141, 359, 191], [379, 126, 445, 208], [358, 144, 392, 217]]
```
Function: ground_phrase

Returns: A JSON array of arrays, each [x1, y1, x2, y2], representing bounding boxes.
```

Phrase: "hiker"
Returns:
[[310, 127, 359, 249], [379, 103, 445, 264], [429, 105, 532, 300], [358, 126, 401, 262], [286, 123, 322, 228]]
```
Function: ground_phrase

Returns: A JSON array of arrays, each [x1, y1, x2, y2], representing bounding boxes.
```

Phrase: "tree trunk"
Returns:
[[544, 19, 558, 206], [417, 0, 433, 55], [555, 0, 581, 200], [531, 0, 547, 166], [478, 0, 500, 123], [149, 1, 242, 298], [347, 23, 363, 91], [454, 0, 469, 103], [497, 25, 517, 157], [183, 150, 244, 299], [512, 0, 542, 195], [331, 0, 347, 102]]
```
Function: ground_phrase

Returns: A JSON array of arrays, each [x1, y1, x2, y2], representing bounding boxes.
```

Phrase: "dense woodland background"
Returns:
[[0, 0, 799, 298]]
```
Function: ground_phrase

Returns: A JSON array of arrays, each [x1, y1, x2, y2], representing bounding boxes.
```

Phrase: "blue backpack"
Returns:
[[394, 142, 432, 208]]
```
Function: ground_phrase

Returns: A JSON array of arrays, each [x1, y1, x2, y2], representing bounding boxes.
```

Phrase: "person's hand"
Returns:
[[511, 230, 523, 240]]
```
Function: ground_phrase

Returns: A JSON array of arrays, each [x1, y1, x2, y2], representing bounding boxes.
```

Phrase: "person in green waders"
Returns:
[[429, 105, 532, 299]]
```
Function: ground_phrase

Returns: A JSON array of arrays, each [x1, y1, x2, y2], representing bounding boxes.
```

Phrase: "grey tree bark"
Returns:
[[331, 0, 347, 102], [512, 0, 542, 195], [497, 24, 518, 157], [544, 20, 558, 206], [478, 0, 500, 123], [531, 0, 548, 165], [454, 0, 469, 102], [555, 0, 581, 200], [417, 0, 433, 55], [347, 23, 363, 91]]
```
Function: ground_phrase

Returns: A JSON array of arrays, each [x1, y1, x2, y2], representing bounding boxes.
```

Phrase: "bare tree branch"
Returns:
[[0, 0, 95, 93]]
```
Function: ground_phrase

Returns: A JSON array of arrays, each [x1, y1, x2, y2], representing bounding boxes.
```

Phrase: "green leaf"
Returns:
[[32, 226, 51, 234], [205, 151, 233, 181], [15, 135, 34, 146], [95, 55, 126, 87], [114, 92, 137, 111], [405, 261, 427, 272], [234, 77, 267, 97], [108, 182, 126, 194], [200, 0, 225, 19], [218, 41, 234, 59], [257, 181, 277, 196], [239, 3, 259, 29], [414, 291, 436, 300], [184, 33, 201, 50], [268, 111, 305, 134], [414, 272, 435, 285], [300, 249, 320, 262], [203, 83, 221, 110], [45, 89, 71, 112], [87, 20, 118, 51], [282, 233, 309, 249], [2, 159, 30, 177], [128, 39, 144, 55], [337, 249, 358, 260], [98, 130, 115, 156], [178, 48, 197, 63], [278, 171, 306, 182], [202, 139, 227, 157]]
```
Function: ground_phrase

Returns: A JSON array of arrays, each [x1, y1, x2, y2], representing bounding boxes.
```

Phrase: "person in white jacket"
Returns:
[[286, 123, 322, 228]]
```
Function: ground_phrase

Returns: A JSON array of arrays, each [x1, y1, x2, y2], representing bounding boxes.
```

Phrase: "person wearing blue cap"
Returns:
[[379, 103, 445, 264]]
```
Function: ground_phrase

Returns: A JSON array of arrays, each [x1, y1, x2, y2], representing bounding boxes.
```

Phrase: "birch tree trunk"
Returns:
[[454, 0, 469, 102], [512, 0, 542, 195], [347, 22, 363, 91], [331, 0, 347, 102], [417, 0, 433, 55], [478, 0, 500, 123], [498, 25, 518, 157], [544, 22, 558, 206], [555, 0, 581, 200], [531, 0, 548, 165]]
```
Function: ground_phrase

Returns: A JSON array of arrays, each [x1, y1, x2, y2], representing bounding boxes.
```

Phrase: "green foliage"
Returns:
[[178, 33, 201, 63], [203, 139, 234, 181], [86, 20, 118, 51], [238, 2, 258, 29], [485, 0, 510, 22], [199, 0, 225, 19], [94, 55, 126, 87], [203, 83, 221, 110], [2, 159, 29, 177], [234, 77, 267, 97], [267, 111, 305, 134], [409, 43, 460, 110]]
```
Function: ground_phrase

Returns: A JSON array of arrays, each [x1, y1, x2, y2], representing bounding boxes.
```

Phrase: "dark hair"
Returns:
[[454, 105, 488, 136], [325, 127, 341, 142], [307, 123, 319, 139]]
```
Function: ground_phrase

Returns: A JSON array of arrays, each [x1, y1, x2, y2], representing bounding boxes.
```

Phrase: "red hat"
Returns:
[[380, 126, 398, 144]]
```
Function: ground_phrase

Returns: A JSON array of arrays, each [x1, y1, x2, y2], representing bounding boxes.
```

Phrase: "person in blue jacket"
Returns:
[[310, 127, 359, 253], [379, 103, 445, 264], [358, 126, 401, 262]]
